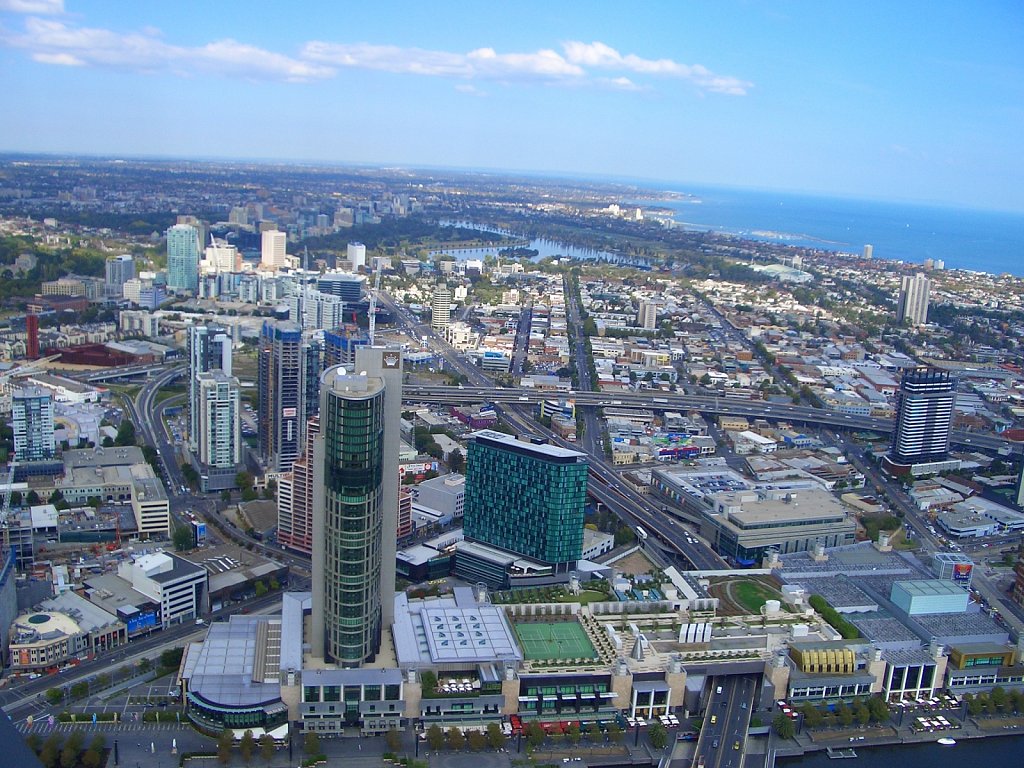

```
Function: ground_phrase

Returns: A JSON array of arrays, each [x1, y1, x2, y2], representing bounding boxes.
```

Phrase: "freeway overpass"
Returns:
[[401, 384, 1022, 456]]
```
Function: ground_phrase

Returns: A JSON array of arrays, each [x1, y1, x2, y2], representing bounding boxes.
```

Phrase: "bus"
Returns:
[[635, 526, 648, 541]]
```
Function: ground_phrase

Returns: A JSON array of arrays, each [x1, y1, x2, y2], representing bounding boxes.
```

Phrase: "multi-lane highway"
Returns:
[[692, 676, 757, 768]]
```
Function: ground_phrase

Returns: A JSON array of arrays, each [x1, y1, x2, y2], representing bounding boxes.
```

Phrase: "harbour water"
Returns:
[[639, 185, 1024, 276], [779, 732, 1024, 766]]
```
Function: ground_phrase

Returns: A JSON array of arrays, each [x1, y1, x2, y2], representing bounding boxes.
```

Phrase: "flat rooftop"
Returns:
[[392, 588, 522, 667], [64, 446, 145, 469], [469, 429, 587, 461]]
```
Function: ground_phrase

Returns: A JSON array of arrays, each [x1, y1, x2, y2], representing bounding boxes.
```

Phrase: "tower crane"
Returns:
[[367, 266, 383, 345]]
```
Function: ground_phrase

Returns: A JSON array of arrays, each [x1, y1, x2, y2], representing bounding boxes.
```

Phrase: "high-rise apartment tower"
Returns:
[[897, 273, 931, 326], [166, 224, 200, 293]]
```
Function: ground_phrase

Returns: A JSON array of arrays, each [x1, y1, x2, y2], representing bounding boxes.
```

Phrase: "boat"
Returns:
[[937, 737, 956, 746]]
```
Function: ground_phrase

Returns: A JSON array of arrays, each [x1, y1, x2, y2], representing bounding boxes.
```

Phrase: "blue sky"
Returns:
[[1, 0, 1022, 211]]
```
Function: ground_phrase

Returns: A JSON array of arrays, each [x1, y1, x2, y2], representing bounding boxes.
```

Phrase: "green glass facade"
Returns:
[[463, 432, 588, 564], [321, 382, 386, 666]]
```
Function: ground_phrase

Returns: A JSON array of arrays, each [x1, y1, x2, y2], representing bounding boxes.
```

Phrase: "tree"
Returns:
[[420, 670, 437, 694], [854, 702, 871, 726], [566, 722, 581, 745], [217, 729, 234, 765], [81, 749, 102, 768], [447, 727, 465, 750], [70, 681, 88, 699], [525, 721, 545, 748], [235, 470, 254, 490], [137, 657, 152, 673], [160, 646, 184, 669], [26, 733, 42, 754], [965, 693, 983, 716], [60, 731, 84, 768], [221, 489, 232, 504], [385, 728, 402, 752], [240, 730, 256, 763], [446, 450, 465, 474], [648, 721, 667, 749], [27, 489, 40, 505], [426, 724, 445, 751], [800, 703, 824, 728], [586, 722, 602, 742], [172, 524, 193, 551], [39, 734, 62, 768], [773, 714, 796, 739], [303, 731, 320, 755], [866, 695, 889, 723], [467, 730, 487, 751], [88, 735, 105, 755], [486, 722, 504, 749], [114, 420, 136, 446], [259, 734, 275, 762], [991, 685, 1008, 712], [606, 722, 623, 743], [45, 688, 63, 705], [836, 702, 854, 727]]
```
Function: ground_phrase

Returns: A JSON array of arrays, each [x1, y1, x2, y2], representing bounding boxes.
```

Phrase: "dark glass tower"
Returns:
[[889, 367, 956, 465], [463, 430, 588, 565]]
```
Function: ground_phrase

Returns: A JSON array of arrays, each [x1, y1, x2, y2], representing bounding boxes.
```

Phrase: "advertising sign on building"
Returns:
[[952, 562, 974, 586]]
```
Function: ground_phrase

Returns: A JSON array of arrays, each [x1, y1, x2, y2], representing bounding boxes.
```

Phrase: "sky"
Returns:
[[1, 0, 1022, 212]]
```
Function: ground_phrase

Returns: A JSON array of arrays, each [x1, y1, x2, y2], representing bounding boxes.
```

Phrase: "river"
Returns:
[[434, 220, 640, 265], [779, 732, 1024, 766]]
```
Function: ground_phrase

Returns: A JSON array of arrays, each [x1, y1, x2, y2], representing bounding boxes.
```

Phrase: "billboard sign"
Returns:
[[952, 562, 973, 586]]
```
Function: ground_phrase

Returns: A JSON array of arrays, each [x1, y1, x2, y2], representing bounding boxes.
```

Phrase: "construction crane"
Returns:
[[367, 266, 383, 345], [0, 354, 62, 415], [0, 461, 15, 554]]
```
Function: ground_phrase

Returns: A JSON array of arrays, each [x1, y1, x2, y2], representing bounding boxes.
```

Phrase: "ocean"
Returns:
[[636, 186, 1024, 277], [778, 733, 1024, 767]]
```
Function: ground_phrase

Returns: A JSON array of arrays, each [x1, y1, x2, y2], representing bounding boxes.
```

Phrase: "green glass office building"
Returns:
[[463, 430, 588, 565]]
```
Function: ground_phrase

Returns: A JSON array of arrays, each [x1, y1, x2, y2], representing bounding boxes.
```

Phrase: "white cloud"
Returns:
[[0, 0, 63, 14], [9, 18, 333, 81], [2, 14, 750, 95], [301, 41, 583, 82], [563, 40, 751, 95]]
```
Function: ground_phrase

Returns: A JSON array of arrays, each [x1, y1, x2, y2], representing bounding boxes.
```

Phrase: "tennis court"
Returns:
[[514, 621, 598, 661]]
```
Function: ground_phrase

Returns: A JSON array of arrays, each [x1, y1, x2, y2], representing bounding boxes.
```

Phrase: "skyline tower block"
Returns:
[[12, 386, 55, 462], [194, 371, 241, 473], [889, 367, 956, 467], [258, 320, 305, 472], [311, 346, 403, 666], [278, 416, 319, 556], [347, 241, 366, 270], [187, 325, 232, 454], [463, 430, 588, 567], [166, 223, 200, 293], [431, 283, 452, 331], [897, 272, 931, 326], [261, 228, 287, 270]]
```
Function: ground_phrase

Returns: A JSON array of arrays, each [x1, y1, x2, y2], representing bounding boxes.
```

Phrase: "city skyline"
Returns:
[[0, 1, 1021, 212]]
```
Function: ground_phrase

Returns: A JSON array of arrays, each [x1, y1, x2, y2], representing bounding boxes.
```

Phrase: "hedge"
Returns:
[[809, 595, 861, 639]]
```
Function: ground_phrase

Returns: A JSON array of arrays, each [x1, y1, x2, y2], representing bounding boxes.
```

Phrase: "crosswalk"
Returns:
[[17, 721, 189, 734]]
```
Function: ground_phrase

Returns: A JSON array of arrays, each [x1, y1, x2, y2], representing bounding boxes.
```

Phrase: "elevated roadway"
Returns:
[[401, 385, 1021, 455]]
